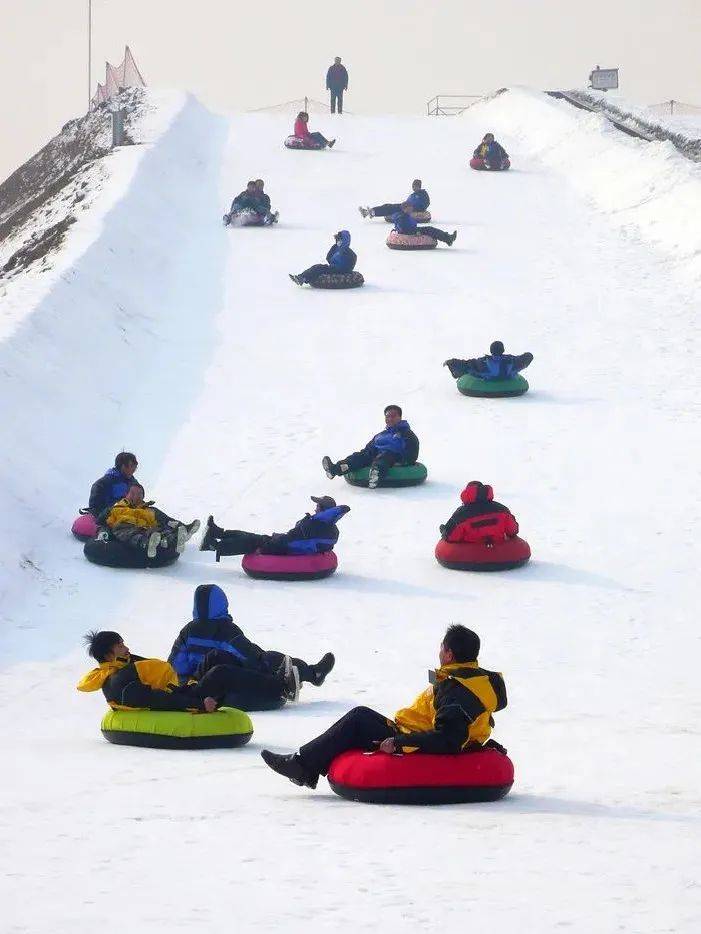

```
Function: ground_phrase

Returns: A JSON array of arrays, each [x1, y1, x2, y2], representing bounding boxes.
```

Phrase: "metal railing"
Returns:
[[427, 95, 483, 115]]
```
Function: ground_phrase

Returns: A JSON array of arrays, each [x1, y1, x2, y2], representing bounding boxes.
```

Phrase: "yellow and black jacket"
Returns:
[[393, 661, 507, 753], [77, 654, 204, 711], [103, 499, 159, 530]]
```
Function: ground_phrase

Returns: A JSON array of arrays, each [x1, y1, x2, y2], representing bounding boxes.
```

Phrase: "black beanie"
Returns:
[[490, 341, 504, 355]]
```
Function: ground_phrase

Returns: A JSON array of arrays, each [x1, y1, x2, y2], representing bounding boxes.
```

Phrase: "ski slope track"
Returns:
[[1, 88, 699, 933]]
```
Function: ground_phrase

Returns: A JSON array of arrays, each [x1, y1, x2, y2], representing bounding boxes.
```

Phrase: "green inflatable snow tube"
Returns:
[[101, 706, 253, 749], [344, 462, 428, 488], [457, 374, 529, 398]]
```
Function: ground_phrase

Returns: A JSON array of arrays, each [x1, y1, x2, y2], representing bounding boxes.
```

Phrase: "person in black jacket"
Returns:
[[444, 341, 533, 381], [168, 585, 335, 696], [326, 56, 348, 113], [77, 630, 300, 710], [261, 624, 507, 790], [199, 496, 350, 562], [440, 481, 519, 543], [322, 404, 420, 489], [87, 451, 139, 515]]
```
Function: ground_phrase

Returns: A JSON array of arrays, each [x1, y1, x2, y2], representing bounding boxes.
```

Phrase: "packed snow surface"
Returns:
[[1, 88, 699, 933]]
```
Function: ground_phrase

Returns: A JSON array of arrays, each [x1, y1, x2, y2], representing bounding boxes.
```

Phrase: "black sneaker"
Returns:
[[289, 273, 303, 286], [199, 516, 221, 552], [310, 652, 335, 687], [261, 750, 318, 789], [328, 139, 336, 149], [448, 230, 457, 246], [322, 455, 337, 479]]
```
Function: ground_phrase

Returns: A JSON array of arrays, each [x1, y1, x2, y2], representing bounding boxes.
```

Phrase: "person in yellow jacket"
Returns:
[[261, 624, 507, 789], [98, 483, 200, 558], [77, 630, 301, 712]]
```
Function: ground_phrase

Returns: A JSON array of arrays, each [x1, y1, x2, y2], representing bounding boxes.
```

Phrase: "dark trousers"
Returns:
[[343, 449, 399, 477], [215, 530, 290, 557], [309, 131, 329, 147], [300, 263, 333, 284], [196, 663, 284, 707], [371, 203, 402, 217], [417, 225, 452, 244], [299, 706, 397, 776], [330, 89, 344, 113]]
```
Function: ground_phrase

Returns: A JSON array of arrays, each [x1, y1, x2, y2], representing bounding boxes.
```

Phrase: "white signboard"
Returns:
[[589, 67, 619, 91]]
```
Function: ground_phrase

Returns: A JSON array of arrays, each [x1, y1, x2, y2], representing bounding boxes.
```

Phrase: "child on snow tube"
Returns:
[[223, 179, 278, 226], [444, 341, 533, 380], [321, 404, 420, 489], [289, 230, 357, 286], [199, 495, 350, 562], [358, 179, 431, 220], [471, 133, 510, 170], [289, 112, 335, 150], [390, 203, 456, 246]]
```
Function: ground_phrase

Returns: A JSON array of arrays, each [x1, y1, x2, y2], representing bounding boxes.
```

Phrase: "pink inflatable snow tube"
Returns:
[[470, 157, 511, 171], [386, 230, 437, 251], [241, 550, 338, 581], [72, 513, 99, 541]]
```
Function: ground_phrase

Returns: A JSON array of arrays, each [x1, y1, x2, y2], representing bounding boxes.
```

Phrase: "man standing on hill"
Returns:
[[326, 57, 349, 114]]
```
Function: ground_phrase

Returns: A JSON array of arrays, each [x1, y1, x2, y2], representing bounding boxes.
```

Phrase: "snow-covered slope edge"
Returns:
[[472, 88, 701, 288], [0, 93, 228, 659]]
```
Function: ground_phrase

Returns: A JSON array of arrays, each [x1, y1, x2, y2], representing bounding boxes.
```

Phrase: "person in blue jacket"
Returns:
[[444, 341, 534, 380], [199, 495, 350, 561], [322, 404, 420, 489], [289, 230, 357, 286], [87, 452, 139, 515], [358, 179, 430, 219], [392, 203, 456, 245], [167, 584, 335, 698]]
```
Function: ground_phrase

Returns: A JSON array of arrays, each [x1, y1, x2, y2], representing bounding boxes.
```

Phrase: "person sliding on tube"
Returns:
[[444, 341, 533, 380], [359, 179, 430, 219], [253, 179, 279, 224], [392, 203, 456, 246], [77, 629, 300, 710], [224, 180, 278, 226], [293, 111, 335, 149], [98, 483, 200, 559], [199, 495, 350, 562], [260, 624, 507, 790], [168, 585, 335, 697], [290, 230, 356, 286], [87, 451, 140, 515], [440, 481, 519, 544], [474, 133, 509, 170], [322, 404, 419, 489]]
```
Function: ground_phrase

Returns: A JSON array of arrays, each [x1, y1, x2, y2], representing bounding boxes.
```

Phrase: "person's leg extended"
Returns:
[[300, 706, 397, 776], [370, 203, 401, 218], [262, 650, 335, 686], [418, 225, 455, 244], [215, 530, 270, 557], [309, 131, 329, 146], [197, 664, 284, 707], [299, 263, 332, 285]]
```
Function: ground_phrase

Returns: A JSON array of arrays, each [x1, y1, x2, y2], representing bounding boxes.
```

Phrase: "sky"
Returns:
[[1, 0, 700, 182]]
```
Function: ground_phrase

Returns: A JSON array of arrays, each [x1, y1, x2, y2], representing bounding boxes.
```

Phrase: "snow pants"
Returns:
[[299, 705, 398, 776], [299, 263, 334, 284], [196, 662, 285, 707], [342, 448, 400, 478], [213, 530, 292, 557], [416, 225, 452, 244], [371, 203, 402, 217]]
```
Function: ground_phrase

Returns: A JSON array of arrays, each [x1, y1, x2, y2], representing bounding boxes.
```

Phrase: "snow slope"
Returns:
[[1, 90, 699, 934]]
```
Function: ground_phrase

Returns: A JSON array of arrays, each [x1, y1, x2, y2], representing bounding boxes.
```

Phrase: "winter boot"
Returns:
[[183, 520, 201, 542], [146, 531, 161, 559], [276, 655, 301, 702], [368, 465, 381, 489], [200, 516, 222, 552], [176, 525, 188, 554], [289, 274, 303, 286], [260, 750, 318, 789], [322, 455, 338, 479], [358, 206, 369, 218], [448, 230, 457, 246], [310, 652, 335, 687], [328, 139, 336, 149]]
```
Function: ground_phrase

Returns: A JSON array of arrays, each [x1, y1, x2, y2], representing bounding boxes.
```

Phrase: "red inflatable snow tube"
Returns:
[[241, 550, 338, 581], [435, 536, 530, 571], [470, 156, 511, 171], [328, 747, 514, 804], [72, 513, 99, 541], [284, 135, 324, 151]]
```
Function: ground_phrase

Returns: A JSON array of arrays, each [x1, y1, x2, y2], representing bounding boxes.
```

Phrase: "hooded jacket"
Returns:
[[445, 351, 533, 381], [294, 116, 311, 140], [326, 231, 357, 273], [168, 584, 265, 683], [441, 482, 519, 543], [392, 210, 420, 235], [103, 498, 159, 530], [364, 421, 420, 463], [76, 655, 205, 711], [393, 660, 507, 753], [88, 467, 139, 514], [407, 189, 430, 212], [276, 504, 350, 554]]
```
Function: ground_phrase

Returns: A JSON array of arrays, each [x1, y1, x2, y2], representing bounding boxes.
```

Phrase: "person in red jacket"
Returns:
[[293, 112, 335, 149], [440, 482, 519, 543]]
